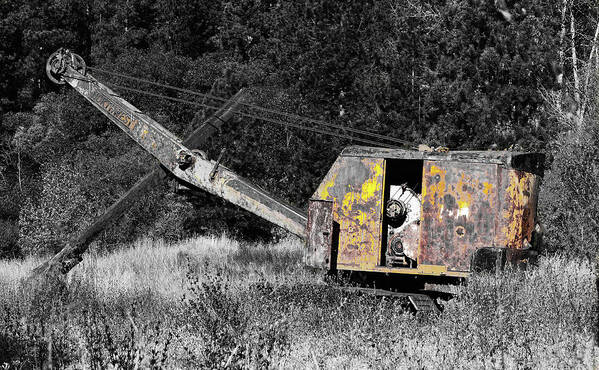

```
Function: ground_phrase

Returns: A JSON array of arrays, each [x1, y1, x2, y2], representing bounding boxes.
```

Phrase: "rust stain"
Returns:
[[93, 92, 140, 132], [309, 153, 541, 275], [482, 182, 494, 205], [318, 173, 338, 200], [419, 161, 498, 271], [423, 165, 446, 208], [495, 169, 538, 249], [312, 157, 385, 270], [305, 200, 334, 269]]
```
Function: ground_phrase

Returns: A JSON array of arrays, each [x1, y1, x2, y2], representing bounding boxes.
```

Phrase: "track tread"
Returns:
[[338, 286, 441, 313]]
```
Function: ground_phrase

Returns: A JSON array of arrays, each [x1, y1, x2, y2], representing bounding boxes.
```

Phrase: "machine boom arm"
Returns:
[[47, 49, 307, 238]]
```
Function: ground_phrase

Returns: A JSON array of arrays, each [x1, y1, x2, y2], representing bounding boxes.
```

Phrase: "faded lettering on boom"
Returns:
[[91, 90, 163, 152]]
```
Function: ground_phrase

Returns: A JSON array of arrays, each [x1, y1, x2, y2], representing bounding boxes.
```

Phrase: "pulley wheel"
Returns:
[[386, 199, 407, 227], [46, 49, 87, 85], [388, 234, 404, 256], [46, 49, 67, 84]]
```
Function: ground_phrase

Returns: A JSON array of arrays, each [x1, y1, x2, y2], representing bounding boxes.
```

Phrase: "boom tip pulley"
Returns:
[[46, 48, 86, 85]]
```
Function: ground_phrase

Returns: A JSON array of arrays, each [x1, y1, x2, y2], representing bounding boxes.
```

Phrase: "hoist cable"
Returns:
[[90, 66, 410, 146], [88, 66, 415, 147], [104, 82, 398, 148]]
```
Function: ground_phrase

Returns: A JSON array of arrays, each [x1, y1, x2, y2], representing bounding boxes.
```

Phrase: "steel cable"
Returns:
[[88, 66, 415, 148], [103, 82, 398, 148]]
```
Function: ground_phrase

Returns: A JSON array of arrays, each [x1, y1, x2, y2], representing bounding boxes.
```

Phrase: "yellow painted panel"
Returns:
[[495, 169, 539, 248], [339, 263, 469, 278], [312, 156, 386, 270]]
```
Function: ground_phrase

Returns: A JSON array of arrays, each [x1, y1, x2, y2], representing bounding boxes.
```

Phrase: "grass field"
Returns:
[[1, 235, 597, 369]]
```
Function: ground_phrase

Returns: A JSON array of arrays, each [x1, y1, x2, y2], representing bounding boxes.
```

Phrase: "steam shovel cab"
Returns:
[[305, 146, 545, 285]]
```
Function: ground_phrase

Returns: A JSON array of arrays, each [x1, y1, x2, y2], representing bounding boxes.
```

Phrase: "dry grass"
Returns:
[[69, 234, 313, 302], [0, 235, 597, 368], [0, 255, 40, 288]]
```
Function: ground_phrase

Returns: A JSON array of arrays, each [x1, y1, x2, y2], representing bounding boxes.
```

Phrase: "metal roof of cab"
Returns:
[[340, 146, 545, 176]]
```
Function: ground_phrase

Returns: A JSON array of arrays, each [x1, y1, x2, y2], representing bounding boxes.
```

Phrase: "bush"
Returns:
[[0, 219, 20, 259], [0, 275, 175, 369], [540, 128, 599, 259], [184, 267, 290, 368], [18, 162, 91, 255], [439, 255, 596, 368], [80, 306, 173, 369], [539, 65, 599, 259]]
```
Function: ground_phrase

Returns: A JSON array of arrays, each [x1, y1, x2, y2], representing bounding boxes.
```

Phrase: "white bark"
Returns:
[[570, 11, 579, 103], [557, 0, 568, 85], [17, 150, 22, 192], [570, 10, 582, 132], [579, 19, 599, 122]]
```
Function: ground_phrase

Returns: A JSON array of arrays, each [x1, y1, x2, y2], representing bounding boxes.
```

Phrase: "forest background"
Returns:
[[1, 0, 598, 260]]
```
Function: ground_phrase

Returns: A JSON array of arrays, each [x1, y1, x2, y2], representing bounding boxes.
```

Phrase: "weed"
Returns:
[[184, 266, 290, 368], [0, 236, 596, 368]]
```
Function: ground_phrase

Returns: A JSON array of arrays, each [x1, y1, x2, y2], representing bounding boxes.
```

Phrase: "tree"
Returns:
[[539, 0, 599, 258], [0, 0, 581, 258]]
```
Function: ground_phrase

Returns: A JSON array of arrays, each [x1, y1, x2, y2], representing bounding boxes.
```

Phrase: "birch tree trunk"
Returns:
[[557, 0, 568, 86], [570, 10, 582, 133], [579, 20, 599, 124]]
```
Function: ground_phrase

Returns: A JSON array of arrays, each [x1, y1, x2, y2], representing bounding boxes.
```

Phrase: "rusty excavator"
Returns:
[[34, 49, 545, 312]]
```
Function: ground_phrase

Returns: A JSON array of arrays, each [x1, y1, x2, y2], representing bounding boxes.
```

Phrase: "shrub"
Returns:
[[152, 192, 197, 242], [0, 277, 175, 369], [80, 306, 173, 369], [0, 219, 20, 259], [184, 267, 290, 368], [0, 291, 78, 368], [539, 89, 599, 259], [18, 162, 91, 256], [439, 255, 596, 368]]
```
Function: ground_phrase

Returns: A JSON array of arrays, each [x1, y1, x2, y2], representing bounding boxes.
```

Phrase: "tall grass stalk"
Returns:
[[0, 235, 596, 368]]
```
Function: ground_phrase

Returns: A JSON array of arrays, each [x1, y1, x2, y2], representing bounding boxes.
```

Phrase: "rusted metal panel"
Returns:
[[305, 200, 334, 269], [419, 161, 498, 271], [494, 169, 540, 249], [313, 157, 385, 270]]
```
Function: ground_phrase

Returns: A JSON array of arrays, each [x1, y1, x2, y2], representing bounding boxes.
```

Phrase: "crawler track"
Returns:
[[338, 286, 444, 313]]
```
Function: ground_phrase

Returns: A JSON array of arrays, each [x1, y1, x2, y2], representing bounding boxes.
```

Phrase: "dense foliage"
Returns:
[[0, 0, 597, 257]]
